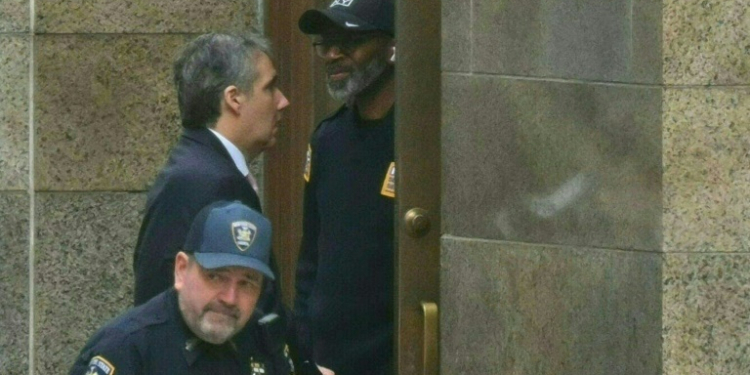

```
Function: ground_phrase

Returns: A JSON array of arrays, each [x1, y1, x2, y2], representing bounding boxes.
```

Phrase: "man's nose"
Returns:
[[217, 283, 239, 305], [278, 92, 290, 110], [323, 45, 344, 60]]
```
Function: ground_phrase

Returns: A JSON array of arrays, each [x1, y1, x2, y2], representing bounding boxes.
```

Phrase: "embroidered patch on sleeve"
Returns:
[[380, 162, 396, 198], [85, 355, 116, 375], [303, 144, 312, 183]]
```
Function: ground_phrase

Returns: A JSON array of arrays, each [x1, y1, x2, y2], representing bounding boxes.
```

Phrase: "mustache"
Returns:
[[326, 63, 351, 75], [203, 302, 240, 319]]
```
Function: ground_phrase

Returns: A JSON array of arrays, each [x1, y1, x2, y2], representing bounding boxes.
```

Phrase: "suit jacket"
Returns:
[[132, 128, 290, 372]]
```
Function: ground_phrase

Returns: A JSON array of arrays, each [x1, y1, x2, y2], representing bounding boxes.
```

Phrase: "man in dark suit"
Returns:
[[132, 32, 291, 373]]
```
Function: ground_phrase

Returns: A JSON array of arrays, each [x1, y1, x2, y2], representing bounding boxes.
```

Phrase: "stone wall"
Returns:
[[441, 0, 750, 373], [0, 1, 262, 373]]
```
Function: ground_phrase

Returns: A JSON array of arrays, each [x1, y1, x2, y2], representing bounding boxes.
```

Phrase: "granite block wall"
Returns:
[[441, 0, 664, 373], [34, 193, 143, 373], [0, 35, 30, 191], [1, 2, 31, 374], [441, 237, 662, 375], [662, 1, 750, 371], [0, 1, 262, 374], [0, 193, 30, 375], [34, 34, 186, 190], [442, 0, 749, 373]]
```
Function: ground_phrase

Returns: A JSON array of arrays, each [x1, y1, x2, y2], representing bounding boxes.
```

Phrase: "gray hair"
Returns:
[[173, 32, 272, 129]]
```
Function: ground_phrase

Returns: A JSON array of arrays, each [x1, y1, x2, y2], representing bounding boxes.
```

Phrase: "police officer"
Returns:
[[293, 1, 396, 374], [70, 201, 287, 375]]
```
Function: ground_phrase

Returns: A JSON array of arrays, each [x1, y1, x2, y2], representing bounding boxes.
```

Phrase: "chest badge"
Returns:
[[380, 162, 396, 198], [250, 359, 266, 374]]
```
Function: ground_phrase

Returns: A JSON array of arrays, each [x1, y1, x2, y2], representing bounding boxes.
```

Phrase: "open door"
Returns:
[[265, 0, 340, 308], [394, 0, 442, 373], [266, 0, 442, 373]]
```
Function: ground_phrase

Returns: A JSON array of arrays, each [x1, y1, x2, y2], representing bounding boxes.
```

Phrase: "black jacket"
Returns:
[[70, 289, 275, 375], [294, 106, 395, 375]]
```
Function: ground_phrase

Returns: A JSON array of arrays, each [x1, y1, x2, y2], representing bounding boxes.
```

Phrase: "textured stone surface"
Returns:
[[0, 35, 29, 190], [35, 0, 258, 33], [0, 193, 29, 375], [442, 0, 471, 72], [34, 193, 144, 373], [442, 74, 662, 250], [663, 253, 750, 375], [664, 0, 750, 85], [663, 88, 750, 253], [35, 34, 188, 191], [441, 236, 662, 375], [472, 0, 662, 83], [0, 0, 29, 32]]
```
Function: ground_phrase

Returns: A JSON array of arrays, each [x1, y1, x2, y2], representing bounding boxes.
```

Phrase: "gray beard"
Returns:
[[178, 294, 238, 345], [327, 55, 389, 103]]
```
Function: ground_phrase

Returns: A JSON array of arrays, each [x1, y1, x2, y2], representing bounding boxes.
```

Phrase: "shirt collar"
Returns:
[[209, 129, 250, 177], [163, 289, 201, 366]]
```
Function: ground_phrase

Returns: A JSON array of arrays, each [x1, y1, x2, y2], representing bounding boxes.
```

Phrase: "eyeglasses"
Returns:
[[311, 33, 383, 58]]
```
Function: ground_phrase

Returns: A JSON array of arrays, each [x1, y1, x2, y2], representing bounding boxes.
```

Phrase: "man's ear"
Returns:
[[174, 252, 189, 291], [389, 45, 396, 63], [223, 85, 242, 115]]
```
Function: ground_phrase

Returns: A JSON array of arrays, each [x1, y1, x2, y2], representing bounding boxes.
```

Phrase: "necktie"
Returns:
[[246, 172, 259, 194]]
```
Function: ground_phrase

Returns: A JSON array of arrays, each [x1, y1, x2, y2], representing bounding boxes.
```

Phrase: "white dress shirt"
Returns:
[[208, 129, 258, 192]]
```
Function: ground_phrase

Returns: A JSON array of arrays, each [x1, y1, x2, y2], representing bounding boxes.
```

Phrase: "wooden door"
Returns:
[[394, 0, 442, 373]]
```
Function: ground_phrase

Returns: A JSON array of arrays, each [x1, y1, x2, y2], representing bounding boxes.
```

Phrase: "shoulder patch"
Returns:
[[380, 162, 396, 198], [304, 144, 312, 183], [86, 356, 116, 375]]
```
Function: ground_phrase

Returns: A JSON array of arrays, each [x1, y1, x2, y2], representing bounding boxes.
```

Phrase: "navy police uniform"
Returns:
[[294, 105, 395, 375], [69, 289, 279, 375]]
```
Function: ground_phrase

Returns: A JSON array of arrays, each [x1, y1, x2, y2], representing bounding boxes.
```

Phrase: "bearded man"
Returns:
[[70, 201, 283, 375], [293, 1, 397, 375]]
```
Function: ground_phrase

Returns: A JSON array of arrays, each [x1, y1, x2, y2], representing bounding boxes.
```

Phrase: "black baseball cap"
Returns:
[[298, 0, 394, 36], [183, 201, 275, 280]]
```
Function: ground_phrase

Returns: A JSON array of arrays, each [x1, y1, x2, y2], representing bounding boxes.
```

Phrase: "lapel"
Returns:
[[180, 128, 262, 212]]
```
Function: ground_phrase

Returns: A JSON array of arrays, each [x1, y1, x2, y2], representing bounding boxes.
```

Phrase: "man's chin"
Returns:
[[327, 85, 354, 102], [198, 320, 237, 344], [204, 311, 237, 327]]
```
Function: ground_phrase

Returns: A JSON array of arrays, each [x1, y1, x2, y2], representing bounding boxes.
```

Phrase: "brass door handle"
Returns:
[[421, 302, 438, 375], [405, 208, 431, 238]]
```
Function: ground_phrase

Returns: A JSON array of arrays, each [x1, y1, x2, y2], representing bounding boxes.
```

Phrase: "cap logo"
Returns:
[[331, 0, 354, 7], [232, 221, 257, 251]]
